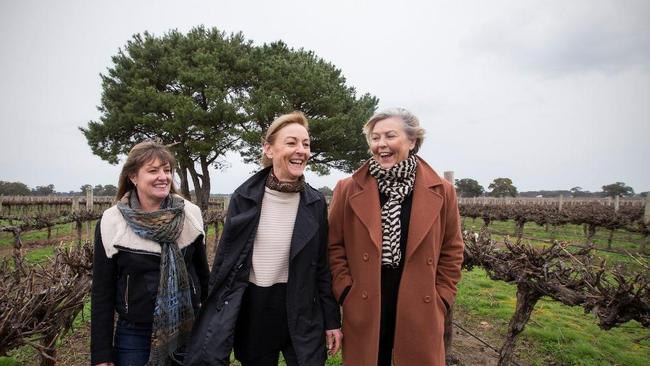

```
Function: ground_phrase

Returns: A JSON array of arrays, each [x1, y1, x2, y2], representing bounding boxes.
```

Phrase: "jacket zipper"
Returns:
[[189, 273, 197, 295], [124, 274, 129, 313]]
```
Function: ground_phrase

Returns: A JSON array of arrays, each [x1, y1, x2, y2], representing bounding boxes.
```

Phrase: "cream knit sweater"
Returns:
[[249, 187, 300, 287]]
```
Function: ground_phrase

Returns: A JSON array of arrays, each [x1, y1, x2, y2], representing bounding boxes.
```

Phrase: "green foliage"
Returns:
[[488, 177, 518, 197], [318, 186, 333, 197], [31, 184, 55, 195], [455, 178, 484, 197], [79, 184, 93, 194], [92, 184, 117, 196], [240, 41, 377, 174], [0, 181, 31, 196], [0, 357, 18, 366], [80, 26, 378, 208], [602, 182, 634, 197]]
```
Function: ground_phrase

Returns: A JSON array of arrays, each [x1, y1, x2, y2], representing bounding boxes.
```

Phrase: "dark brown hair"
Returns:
[[115, 140, 179, 199]]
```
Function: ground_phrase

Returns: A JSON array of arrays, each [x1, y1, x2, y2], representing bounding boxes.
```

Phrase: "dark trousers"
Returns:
[[378, 266, 403, 366], [234, 282, 298, 366], [114, 319, 152, 366], [114, 319, 184, 366]]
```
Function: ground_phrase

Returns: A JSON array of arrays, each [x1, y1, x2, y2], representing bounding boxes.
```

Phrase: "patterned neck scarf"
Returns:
[[265, 168, 305, 193], [117, 191, 193, 366], [368, 154, 417, 268]]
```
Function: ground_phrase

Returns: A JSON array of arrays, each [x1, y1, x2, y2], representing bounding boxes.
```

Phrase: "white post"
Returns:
[[559, 194, 564, 212], [614, 195, 620, 213], [644, 195, 650, 225], [443, 171, 454, 183], [85, 189, 94, 241], [86, 189, 94, 211]]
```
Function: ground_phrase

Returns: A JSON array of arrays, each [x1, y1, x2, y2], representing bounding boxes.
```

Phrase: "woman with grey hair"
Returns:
[[328, 108, 464, 365]]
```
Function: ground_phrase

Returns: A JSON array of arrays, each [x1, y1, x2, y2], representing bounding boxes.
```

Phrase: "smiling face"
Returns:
[[369, 117, 416, 169], [130, 158, 172, 210], [264, 123, 311, 182]]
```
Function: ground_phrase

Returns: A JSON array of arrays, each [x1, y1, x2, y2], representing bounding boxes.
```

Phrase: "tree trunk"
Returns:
[[549, 225, 557, 240], [198, 157, 211, 210], [498, 283, 542, 366], [39, 333, 57, 366], [178, 161, 191, 199], [12, 229, 24, 278], [641, 234, 648, 255], [76, 219, 83, 246], [585, 224, 597, 245], [607, 229, 614, 250], [482, 216, 491, 228], [514, 220, 525, 243], [186, 159, 211, 211]]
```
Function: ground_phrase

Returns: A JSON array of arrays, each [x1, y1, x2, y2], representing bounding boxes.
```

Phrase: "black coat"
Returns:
[[185, 167, 341, 366], [90, 218, 209, 365]]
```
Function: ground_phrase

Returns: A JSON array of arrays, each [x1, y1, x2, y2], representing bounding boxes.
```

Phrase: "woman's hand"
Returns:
[[94, 363, 114, 366], [325, 328, 343, 355]]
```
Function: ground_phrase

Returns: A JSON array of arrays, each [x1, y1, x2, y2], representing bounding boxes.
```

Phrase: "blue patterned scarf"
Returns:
[[117, 191, 194, 366]]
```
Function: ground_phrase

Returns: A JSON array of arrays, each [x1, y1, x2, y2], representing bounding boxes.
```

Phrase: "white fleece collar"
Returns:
[[100, 196, 205, 258]]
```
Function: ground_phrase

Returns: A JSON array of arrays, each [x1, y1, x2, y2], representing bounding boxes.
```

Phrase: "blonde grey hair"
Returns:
[[260, 111, 310, 168], [362, 107, 425, 154]]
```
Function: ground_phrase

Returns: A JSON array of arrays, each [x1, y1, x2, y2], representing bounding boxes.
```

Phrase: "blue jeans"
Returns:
[[114, 319, 152, 366]]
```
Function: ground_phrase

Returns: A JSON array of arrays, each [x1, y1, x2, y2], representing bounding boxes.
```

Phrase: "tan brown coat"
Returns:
[[328, 158, 464, 366]]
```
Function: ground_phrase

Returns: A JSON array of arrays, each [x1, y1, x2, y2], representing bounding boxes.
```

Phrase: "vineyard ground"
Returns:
[[3, 266, 647, 366], [461, 217, 647, 254], [1, 221, 648, 365]]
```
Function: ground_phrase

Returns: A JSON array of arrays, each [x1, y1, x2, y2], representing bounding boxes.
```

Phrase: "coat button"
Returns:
[[362, 291, 368, 299], [427, 257, 434, 265], [423, 296, 432, 303], [362, 253, 369, 261]]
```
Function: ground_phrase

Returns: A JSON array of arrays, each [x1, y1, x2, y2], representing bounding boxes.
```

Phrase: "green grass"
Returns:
[[0, 357, 17, 366], [23, 246, 56, 263], [0, 221, 97, 248], [462, 218, 647, 270], [455, 268, 650, 366], [462, 218, 646, 253]]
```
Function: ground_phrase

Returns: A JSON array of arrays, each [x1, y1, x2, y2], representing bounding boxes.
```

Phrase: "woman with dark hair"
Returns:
[[186, 112, 342, 366], [91, 140, 209, 366], [329, 108, 464, 366]]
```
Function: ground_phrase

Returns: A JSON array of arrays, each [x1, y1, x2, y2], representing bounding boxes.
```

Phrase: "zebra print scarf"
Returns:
[[368, 155, 417, 268]]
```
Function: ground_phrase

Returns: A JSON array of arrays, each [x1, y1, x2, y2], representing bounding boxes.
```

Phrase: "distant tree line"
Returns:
[[454, 178, 645, 199], [0, 181, 117, 196]]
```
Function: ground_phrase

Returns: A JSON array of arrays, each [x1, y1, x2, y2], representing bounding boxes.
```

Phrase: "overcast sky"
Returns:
[[1, 0, 648, 194]]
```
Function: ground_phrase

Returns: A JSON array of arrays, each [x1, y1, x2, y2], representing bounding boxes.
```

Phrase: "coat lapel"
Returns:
[[406, 160, 444, 259], [349, 164, 382, 252], [289, 187, 320, 261]]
